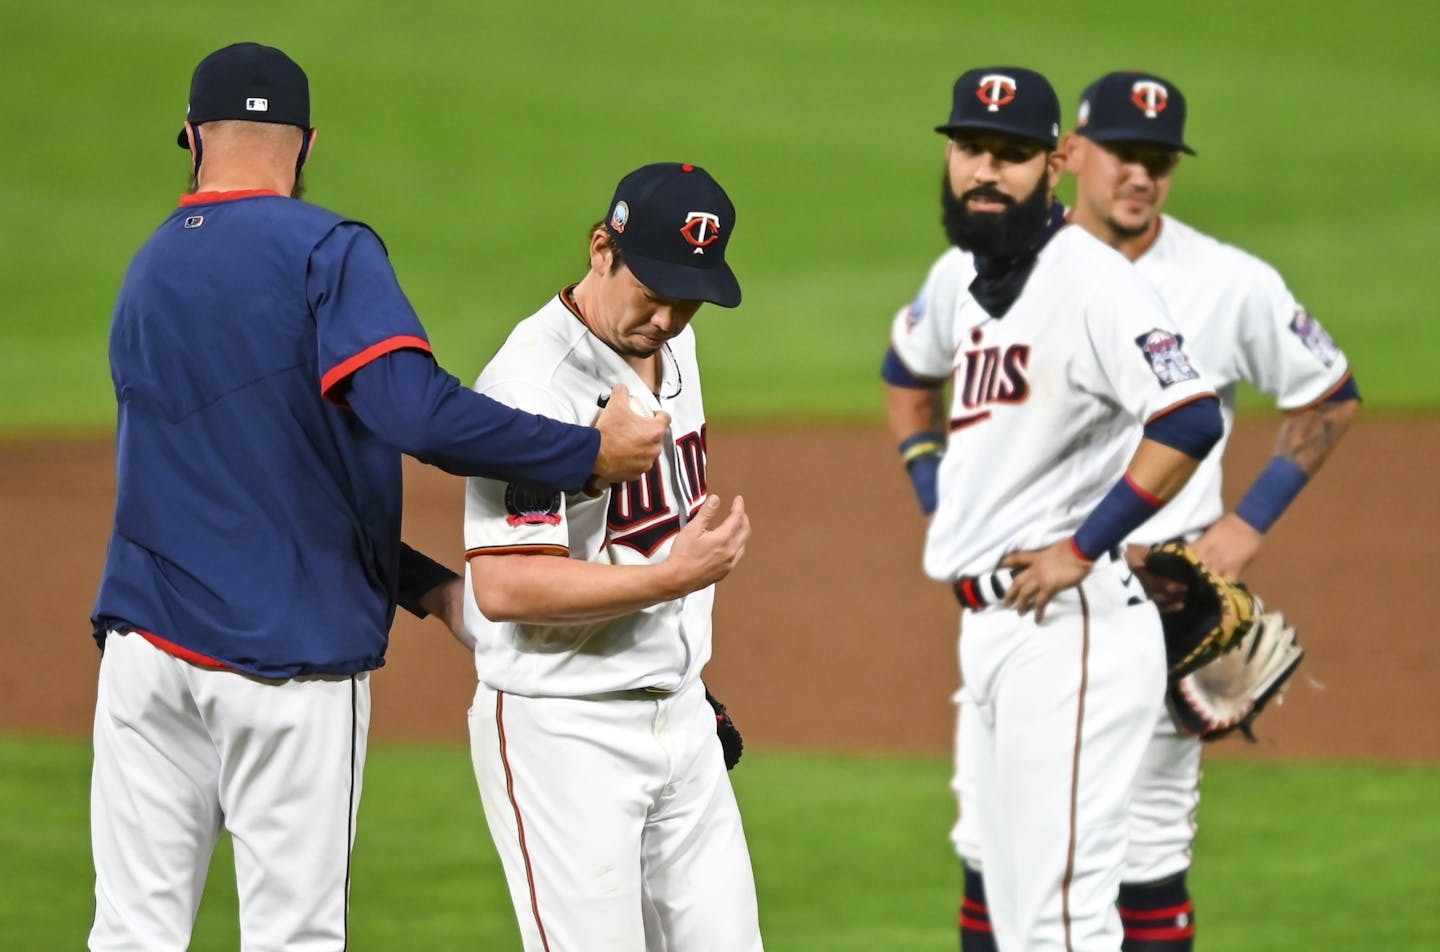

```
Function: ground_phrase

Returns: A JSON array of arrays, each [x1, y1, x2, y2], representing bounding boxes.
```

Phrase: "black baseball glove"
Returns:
[[1142, 541, 1259, 678], [705, 685, 743, 770]]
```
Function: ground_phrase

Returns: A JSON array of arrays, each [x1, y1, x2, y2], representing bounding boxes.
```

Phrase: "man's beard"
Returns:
[[1106, 210, 1151, 240], [940, 168, 1052, 260]]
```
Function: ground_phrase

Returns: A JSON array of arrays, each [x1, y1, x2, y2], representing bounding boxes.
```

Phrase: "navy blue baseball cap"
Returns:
[[603, 163, 741, 308], [176, 43, 310, 149], [935, 67, 1061, 149], [1075, 71, 1196, 155]]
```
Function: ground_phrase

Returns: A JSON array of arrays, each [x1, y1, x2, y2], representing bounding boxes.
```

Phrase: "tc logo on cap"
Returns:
[[246, 97, 270, 112], [1130, 80, 1169, 118], [976, 74, 1017, 112], [681, 212, 721, 254]]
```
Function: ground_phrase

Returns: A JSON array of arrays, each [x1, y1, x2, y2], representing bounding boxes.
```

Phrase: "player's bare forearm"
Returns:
[[470, 495, 748, 625], [1194, 397, 1358, 580], [885, 383, 946, 444], [1124, 437, 1202, 501], [1275, 396, 1358, 475]]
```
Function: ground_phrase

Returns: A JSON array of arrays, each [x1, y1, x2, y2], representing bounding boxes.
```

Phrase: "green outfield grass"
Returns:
[[1, 1, 1437, 435], [3, 736, 1437, 950]]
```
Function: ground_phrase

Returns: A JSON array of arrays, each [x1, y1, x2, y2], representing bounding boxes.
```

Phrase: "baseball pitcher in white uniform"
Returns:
[[947, 71, 1360, 952], [462, 162, 763, 952], [883, 67, 1225, 952]]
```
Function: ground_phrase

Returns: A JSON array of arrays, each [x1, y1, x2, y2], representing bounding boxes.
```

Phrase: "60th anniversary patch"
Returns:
[[504, 482, 562, 527]]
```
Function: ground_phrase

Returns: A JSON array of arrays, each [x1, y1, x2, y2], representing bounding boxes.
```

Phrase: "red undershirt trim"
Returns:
[[496, 692, 552, 952], [178, 189, 284, 206], [320, 335, 433, 402], [1124, 473, 1165, 508], [135, 630, 236, 671]]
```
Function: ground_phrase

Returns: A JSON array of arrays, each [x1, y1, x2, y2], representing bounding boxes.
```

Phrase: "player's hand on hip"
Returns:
[[1191, 512, 1262, 580], [664, 494, 750, 595], [1000, 539, 1094, 622], [593, 384, 671, 484]]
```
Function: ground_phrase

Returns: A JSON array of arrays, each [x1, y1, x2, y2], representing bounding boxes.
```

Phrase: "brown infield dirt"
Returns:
[[2, 421, 1436, 763]]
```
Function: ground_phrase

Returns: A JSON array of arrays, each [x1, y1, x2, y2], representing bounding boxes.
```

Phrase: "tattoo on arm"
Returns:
[[1276, 398, 1358, 475]]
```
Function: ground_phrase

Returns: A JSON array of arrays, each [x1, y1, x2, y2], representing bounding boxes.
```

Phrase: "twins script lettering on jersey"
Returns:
[[951, 344, 1030, 430], [608, 426, 709, 556]]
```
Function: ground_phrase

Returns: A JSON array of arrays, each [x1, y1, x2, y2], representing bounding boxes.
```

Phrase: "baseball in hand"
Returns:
[[628, 395, 655, 419]]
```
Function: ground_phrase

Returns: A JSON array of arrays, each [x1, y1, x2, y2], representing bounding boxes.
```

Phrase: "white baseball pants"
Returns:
[[956, 559, 1165, 951], [89, 631, 369, 951], [468, 677, 763, 952]]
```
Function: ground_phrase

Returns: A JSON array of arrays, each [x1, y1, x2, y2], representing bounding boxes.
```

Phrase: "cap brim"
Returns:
[[624, 253, 742, 309], [935, 121, 1056, 149], [177, 126, 189, 149], [1076, 127, 1196, 156]]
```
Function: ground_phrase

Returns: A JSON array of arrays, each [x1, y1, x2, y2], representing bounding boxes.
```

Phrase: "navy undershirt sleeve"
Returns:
[[346, 348, 600, 492], [1143, 396, 1222, 460], [882, 348, 946, 389]]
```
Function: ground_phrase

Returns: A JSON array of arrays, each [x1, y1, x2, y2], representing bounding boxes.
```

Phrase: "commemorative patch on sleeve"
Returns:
[[504, 483, 562, 527], [904, 285, 928, 333], [1288, 308, 1340, 366], [1135, 329, 1201, 387]]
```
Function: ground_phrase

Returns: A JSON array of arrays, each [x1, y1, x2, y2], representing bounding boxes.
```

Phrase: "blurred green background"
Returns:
[[2, 0, 1437, 435]]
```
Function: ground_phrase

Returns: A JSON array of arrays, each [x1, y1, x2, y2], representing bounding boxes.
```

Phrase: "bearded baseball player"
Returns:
[[884, 67, 1225, 951], [88, 43, 664, 951], [462, 162, 763, 952], [949, 71, 1360, 952]]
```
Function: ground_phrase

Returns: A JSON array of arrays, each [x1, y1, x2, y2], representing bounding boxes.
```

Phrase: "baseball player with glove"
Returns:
[[884, 66, 1224, 951], [462, 162, 762, 951], [950, 72, 1359, 952], [88, 43, 665, 951]]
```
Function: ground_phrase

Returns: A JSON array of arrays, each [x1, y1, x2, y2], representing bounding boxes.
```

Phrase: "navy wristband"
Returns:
[[898, 430, 945, 515], [1234, 457, 1309, 534], [1072, 475, 1164, 562]]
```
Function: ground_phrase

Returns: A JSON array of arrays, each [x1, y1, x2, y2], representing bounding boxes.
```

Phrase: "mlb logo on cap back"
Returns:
[[935, 65, 1060, 149], [603, 163, 742, 308], [1075, 70, 1196, 155], [176, 42, 310, 148]]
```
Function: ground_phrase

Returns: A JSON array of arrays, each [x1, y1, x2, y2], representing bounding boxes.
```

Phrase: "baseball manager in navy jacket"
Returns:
[[88, 41, 666, 951]]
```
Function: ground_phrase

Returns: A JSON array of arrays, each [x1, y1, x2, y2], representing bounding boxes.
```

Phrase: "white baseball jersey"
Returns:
[[889, 224, 1216, 580], [1127, 214, 1352, 543], [462, 290, 713, 698], [462, 289, 763, 952]]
